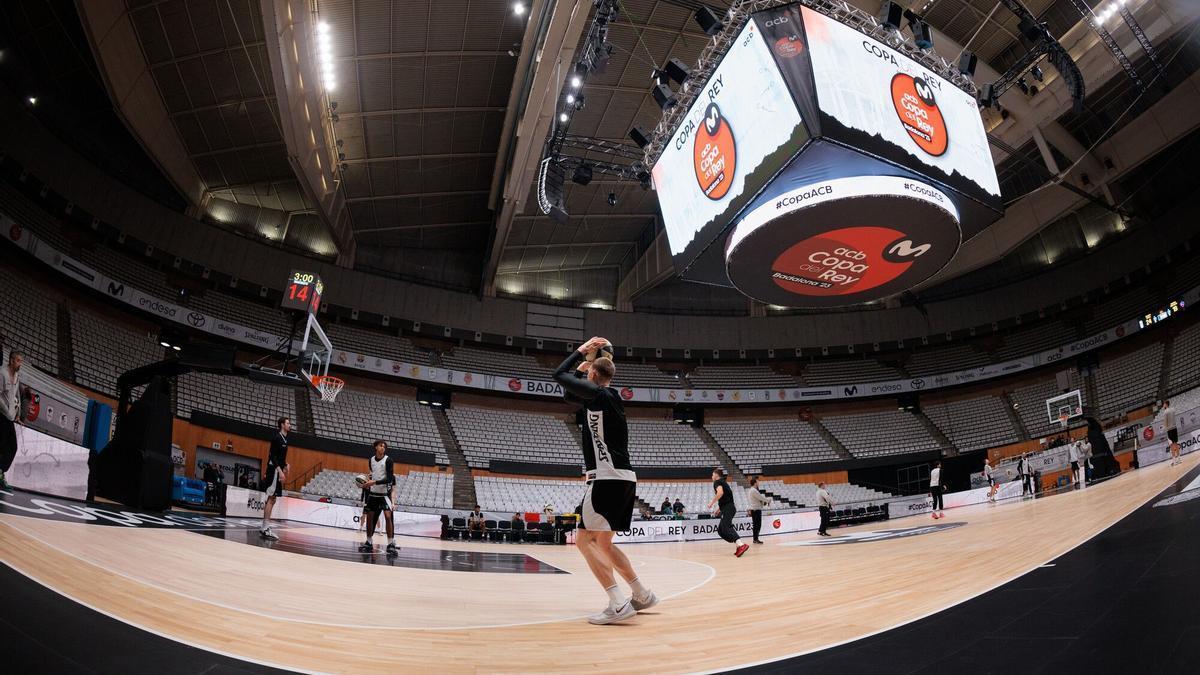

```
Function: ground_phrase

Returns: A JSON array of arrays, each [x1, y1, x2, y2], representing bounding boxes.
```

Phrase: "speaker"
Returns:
[[663, 57, 690, 85], [651, 83, 677, 110], [912, 20, 933, 50], [877, 1, 903, 29], [694, 7, 723, 36], [629, 125, 650, 149], [958, 51, 977, 76], [571, 163, 593, 186], [89, 376, 174, 510]]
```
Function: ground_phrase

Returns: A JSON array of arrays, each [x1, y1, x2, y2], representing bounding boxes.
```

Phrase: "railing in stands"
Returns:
[[288, 462, 323, 491]]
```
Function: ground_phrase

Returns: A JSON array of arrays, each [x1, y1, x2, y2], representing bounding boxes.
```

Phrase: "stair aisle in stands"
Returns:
[[812, 419, 854, 461], [1000, 391, 1031, 439], [696, 426, 747, 485], [432, 407, 476, 509], [915, 409, 956, 456]]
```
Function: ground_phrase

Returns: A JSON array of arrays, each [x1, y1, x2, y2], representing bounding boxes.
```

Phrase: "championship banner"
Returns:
[[6, 214, 1198, 406]]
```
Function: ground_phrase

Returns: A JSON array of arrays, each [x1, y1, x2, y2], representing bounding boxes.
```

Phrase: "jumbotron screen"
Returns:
[[651, 17, 808, 272]]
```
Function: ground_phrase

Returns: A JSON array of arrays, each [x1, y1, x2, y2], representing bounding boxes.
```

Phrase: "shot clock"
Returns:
[[282, 270, 324, 314]]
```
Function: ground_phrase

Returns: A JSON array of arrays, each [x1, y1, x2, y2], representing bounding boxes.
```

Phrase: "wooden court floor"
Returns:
[[1, 455, 1195, 674]]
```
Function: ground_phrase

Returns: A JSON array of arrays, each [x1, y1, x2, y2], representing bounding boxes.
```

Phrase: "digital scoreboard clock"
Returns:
[[1138, 298, 1185, 330], [282, 270, 324, 314]]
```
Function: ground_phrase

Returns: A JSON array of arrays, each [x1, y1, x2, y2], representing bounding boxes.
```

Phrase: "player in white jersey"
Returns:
[[359, 440, 397, 555]]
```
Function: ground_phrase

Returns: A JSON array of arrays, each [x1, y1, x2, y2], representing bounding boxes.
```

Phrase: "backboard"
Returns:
[[1046, 390, 1084, 427]]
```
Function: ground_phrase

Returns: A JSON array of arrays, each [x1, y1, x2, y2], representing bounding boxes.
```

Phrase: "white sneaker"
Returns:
[[631, 590, 659, 612], [588, 600, 636, 625], [259, 527, 279, 540]]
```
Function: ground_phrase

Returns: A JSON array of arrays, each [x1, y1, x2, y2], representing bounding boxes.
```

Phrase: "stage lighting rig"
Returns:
[[1062, 0, 1142, 92], [983, 0, 1087, 112]]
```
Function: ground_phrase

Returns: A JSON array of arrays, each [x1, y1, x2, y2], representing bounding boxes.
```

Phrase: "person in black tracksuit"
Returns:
[[708, 468, 748, 557], [553, 337, 657, 625]]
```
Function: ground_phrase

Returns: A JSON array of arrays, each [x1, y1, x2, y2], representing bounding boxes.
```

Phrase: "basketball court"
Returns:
[[3, 454, 1197, 673]]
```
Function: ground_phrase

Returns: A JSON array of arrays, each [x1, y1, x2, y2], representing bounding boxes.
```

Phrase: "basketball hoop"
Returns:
[[312, 375, 344, 402], [1057, 414, 1069, 429]]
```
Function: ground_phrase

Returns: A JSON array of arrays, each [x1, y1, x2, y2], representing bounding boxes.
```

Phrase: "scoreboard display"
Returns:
[[282, 270, 324, 314]]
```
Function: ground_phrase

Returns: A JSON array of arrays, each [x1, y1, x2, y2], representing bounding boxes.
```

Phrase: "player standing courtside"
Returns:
[[1160, 399, 1180, 465], [709, 468, 749, 556], [983, 457, 998, 502], [554, 337, 657, 625], [929, 460, 944, 519], [259, 417, 291, 540], [0, 351, 25, 490], [360, 440, 398, 555]]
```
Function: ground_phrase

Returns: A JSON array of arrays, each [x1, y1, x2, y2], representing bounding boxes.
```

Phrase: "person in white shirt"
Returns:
[[1017, 454, 1034, 498], [1160, 400, 1180, 465], [0, 351, 26, 490], [929, 461, 944, 519], [1067, 440, 1082, 487], [746, 476, 771, 543], [815, 482, 834, 536], [983, 458, 998, 502]]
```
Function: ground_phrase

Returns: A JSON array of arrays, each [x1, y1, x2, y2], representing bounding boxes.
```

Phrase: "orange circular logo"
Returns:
[[693, 103, 736, 200], [890, 74, 947, 156]]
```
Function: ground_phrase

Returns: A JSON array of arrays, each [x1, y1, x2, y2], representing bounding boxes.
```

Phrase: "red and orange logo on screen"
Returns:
[[890, 74, 947, 156], [694, 103, 736, 200]]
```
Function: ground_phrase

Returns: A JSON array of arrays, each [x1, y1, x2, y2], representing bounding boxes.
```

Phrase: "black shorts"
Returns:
[[0, 416, 16, 459], [263, 465, 283, 498], [1168, 428, 1179, 443], [578, 479, 635, 532], [1071, 461, 1080, 472], [364, 493, 393, 514]]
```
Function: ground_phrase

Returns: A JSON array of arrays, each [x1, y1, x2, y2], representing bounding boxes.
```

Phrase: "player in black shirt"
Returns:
[[708, 467, 748, 557], [259, 417, 291, 540], [554, 337, 657, 625]]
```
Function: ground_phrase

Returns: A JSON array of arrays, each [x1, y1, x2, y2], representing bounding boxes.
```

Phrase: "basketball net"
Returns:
[[312, 374, 344, 402], [1058, 414, 1069, 430]]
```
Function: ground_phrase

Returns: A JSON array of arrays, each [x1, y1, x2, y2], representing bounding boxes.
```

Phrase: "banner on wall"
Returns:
[[224, 490, 445, 537], [1136, 427, 1200, 468], [7, 214, 1200, 406], [615, 510, 821, 543], [7, 426, 90, 500]]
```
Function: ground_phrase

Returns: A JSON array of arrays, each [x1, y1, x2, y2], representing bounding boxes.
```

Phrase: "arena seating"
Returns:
[[309, 388, 448, 464], [185, 289, 292, 336], [324, 323, 431, 365], [611, 361, 683, 388], [1093, 342, 1165, 417], [687, 364, 798, 388], [1083, 285, 1155, 335], [1167, 321, 1200, 397], [77, 245, 175, 303], [448, 406, 580, 468], [757, 480, 894, 507], [822, 410, 941, 458], [175, 371, 297, 430], [70, 310, 165, 396], [301, 468, 453, 508], [801, 359, 902, 385], [637, 480, 750, 513], [628, 419, 717, 467], [0, 265, 59, 375], [705, 418, 839, 473], [923, 396, 1021, 452], [905, 344, 991, 375], [992, 321, 1078, 361], [473, 475, 586, 514], [440, 345, 552, 381], [0, 182, 72, 252]]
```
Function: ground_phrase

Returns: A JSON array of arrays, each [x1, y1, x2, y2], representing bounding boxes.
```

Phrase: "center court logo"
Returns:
[[693, 103, 736, 200], [891, 73, 948, 156], [783, 522, 965, 546]]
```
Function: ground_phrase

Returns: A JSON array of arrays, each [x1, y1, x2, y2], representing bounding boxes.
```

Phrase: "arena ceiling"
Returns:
[[24, 0, 1200, 312]]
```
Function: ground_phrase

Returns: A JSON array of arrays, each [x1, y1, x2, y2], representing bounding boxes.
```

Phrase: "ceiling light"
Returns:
[[160, 340, 171, 348], [26, 96, 37, 105], [570, 75, 582, 88], [513, 2, 525, 15], [559, 112, 569, 123], [566, 93, 575, 104]]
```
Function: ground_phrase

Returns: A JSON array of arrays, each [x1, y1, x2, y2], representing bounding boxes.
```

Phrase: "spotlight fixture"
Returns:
[[636, 170, 652, 190], [573, 95, 586, 111], [570, 75, 582, 88], [1031, 65, 1045, 82], [629, 126, 650, 149], [651, 82, 677, 110], [694, 7, 723, 35], [512, 2, 525, 16], [571, 163, 594, 186], [316, 21, 336, 91], [1016, 77, 1030, 95], [559, 112, 569, 123], [26, 96, 37, 106], [607, 192, 617, 206], [566, 93, 575, 104]]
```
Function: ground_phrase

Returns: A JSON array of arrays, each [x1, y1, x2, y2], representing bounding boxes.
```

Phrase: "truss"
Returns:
[[1064, 0, 1143, 92]]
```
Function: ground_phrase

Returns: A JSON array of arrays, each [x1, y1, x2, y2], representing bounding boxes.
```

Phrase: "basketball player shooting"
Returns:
[[554, 336, 657, 625], [359, 440, 397, 555]]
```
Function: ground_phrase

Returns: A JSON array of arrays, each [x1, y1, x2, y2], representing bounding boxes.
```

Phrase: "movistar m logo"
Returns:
[[888, 240, 931, 258]]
